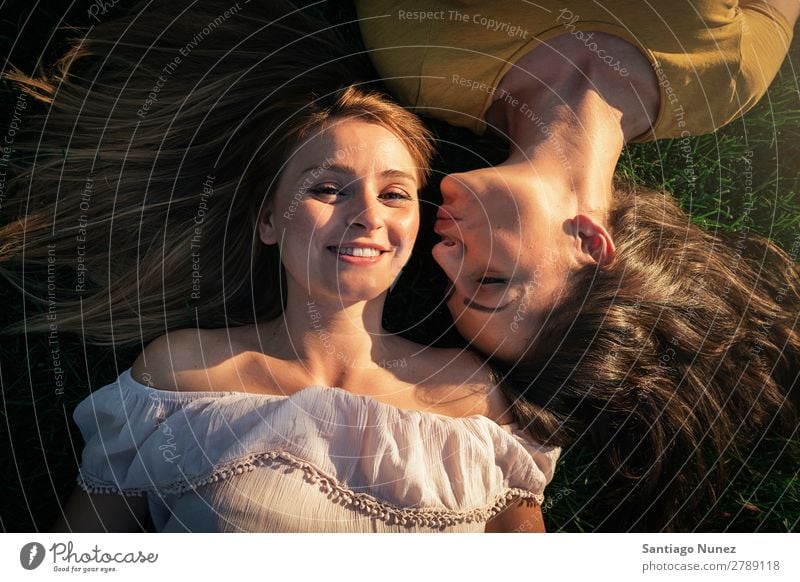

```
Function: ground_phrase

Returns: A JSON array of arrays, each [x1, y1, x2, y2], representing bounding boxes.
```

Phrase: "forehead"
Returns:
[[290, 119, 416, 172]]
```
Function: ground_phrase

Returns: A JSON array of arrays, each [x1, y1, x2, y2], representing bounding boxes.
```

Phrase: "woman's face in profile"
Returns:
[[260, 118, 421, 303], [432, 162, 580, 361]]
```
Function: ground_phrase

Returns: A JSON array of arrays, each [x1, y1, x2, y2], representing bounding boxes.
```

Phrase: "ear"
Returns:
[[572, 214, 615, 264], [258, 203, 278, 246]]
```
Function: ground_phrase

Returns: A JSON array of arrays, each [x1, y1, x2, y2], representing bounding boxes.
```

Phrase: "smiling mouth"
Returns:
[[326, 246, 392, 263], [331, 246, 383, 257]]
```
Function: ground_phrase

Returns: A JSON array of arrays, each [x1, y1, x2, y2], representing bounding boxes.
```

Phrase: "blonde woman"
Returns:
[[1, 3, 558, 532]]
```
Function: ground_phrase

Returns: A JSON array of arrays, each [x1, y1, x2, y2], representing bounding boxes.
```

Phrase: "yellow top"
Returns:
[[355, 1, 793, 141]]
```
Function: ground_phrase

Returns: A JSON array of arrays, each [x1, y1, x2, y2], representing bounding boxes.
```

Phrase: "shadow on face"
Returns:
[[430, 163, 585, 361]]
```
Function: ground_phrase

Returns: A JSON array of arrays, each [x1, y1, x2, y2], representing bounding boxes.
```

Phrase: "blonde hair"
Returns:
[[0, 1, 433, 345]]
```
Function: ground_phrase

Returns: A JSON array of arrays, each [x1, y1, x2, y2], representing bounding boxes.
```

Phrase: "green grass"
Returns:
[[1, 2, 798, 532]]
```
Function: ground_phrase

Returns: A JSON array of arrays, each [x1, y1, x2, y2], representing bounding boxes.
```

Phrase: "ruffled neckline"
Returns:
[[74, 368, 562, 526], [119, 367, 521, 430]]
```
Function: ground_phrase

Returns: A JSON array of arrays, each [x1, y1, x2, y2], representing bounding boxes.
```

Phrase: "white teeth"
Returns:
[[336, 247, 381, 257]]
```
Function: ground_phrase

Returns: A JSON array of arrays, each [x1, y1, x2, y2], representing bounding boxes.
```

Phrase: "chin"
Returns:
[[325, 280, 390, 303]]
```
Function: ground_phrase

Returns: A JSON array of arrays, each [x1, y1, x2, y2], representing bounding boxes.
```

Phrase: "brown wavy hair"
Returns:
[[498, 181, 799, 531], [0, 1, 433, 345]]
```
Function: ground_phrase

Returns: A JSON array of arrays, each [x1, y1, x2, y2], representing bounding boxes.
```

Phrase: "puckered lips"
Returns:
[[326, 241, 392, 265], [434, 206, 460, 234]]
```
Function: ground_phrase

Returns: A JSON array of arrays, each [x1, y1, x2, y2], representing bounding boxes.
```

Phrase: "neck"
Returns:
[[269, 287, 392, 385], [486, 31, 659, 214]]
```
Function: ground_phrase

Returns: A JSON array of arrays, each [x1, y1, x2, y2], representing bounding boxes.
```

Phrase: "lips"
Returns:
[[434, 206, 460, 234], [334, 247, 382, 257], [327, 243, 391, 264]]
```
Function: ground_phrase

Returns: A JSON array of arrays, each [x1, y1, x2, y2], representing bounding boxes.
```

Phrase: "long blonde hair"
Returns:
[[0, 1, 433, 345]]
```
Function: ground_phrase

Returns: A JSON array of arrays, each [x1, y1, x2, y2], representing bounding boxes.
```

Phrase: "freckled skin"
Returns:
[[263, 119, 421, 304]]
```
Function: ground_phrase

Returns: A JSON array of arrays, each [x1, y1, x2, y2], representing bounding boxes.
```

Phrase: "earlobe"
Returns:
[[573, 214, 615, 264], [258, 205, 278, 246]]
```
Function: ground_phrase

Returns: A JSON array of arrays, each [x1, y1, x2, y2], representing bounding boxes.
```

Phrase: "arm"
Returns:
[[731, 0, 797, 120], [741, 0, 800, 26], [51, 486, 150, 533], [484, 497, 545, 533], [484, 30, 658, 221], [54, 332, 205, 533]]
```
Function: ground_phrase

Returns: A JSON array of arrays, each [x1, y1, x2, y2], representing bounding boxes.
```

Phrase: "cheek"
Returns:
[[290, 203, 333, 240], [273, 205, 330, 260], [445, 293, 516, 354], [478, 194, 519, 230], [391, 212, 420, 256], [450, 307, 491, 348], [446, 293, 484, 340], [398, 211, 420, 238]]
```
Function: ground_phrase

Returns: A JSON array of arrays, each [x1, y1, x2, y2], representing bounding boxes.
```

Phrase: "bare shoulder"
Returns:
[[130, 328, 238, 392], [412, 345, 516, 424], [428, 346, 491, 383]]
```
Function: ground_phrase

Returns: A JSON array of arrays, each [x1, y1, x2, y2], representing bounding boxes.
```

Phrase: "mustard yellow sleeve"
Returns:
[[733, 0, 794, 119]]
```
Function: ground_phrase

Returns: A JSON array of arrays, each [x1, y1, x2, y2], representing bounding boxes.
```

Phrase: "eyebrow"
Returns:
[[301, 164, 417, 182], [463, 297, 512, 313]]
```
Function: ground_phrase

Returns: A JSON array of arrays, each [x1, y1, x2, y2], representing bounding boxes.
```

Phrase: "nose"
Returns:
[[431, 234, 465, 285], [439, 172, 475, 207], [347, 188, 385, 231]]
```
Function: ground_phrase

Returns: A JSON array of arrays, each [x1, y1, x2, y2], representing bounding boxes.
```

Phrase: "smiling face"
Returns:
[[431, 161, 613, 361], [259, 118, 421, 304]]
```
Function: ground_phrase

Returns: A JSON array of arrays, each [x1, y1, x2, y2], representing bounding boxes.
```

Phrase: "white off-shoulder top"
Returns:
[[73, 368, 561, 532]]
